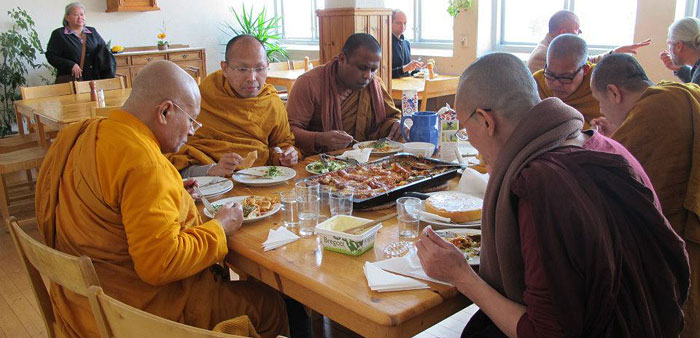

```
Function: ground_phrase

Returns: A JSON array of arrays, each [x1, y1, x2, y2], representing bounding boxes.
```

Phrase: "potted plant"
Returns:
[[222, 4, 288, 62], [447, 0, 473, 17], [0, 8, 52, 137], [157, 21, 168, 50]]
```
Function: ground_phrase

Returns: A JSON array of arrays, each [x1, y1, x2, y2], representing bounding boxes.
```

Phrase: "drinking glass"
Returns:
[[296, 181, 320, 238], [279, 190, 298, 229], [320, 185, 332, 217], [329, 190, 353, 216], [384, 197, 422, 257]]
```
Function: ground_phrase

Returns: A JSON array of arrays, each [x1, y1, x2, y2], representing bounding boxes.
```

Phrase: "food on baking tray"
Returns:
[[425, 191, 483, 223], [307, 158, 452, 200], [448, 233, 480, 260]]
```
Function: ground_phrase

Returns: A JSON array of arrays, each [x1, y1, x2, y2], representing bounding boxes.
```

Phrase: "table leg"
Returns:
[[34, 116, 49, 147], [14, 103, 26, 136]]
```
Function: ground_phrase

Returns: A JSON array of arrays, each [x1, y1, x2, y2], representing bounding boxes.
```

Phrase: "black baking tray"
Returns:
[[298, 153, 459, 209]]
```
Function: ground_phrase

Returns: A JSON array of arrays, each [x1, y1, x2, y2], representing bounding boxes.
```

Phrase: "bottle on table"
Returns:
[[89, 81, 98, 102]]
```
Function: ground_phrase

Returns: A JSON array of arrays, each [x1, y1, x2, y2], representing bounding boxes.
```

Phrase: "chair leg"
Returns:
[[0, 174, 10, 229]]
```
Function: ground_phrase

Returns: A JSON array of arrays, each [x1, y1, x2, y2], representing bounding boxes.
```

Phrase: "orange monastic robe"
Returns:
[[168, 71, 296, 171], [35, 110, 288, 338]]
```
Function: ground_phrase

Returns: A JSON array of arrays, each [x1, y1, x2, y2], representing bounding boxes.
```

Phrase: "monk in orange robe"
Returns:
[[532, 34, 601, 128], [35, 60, 289, 338], [591, 54, 699, 338], [169, 35, 297, 178], [286, 33, 402, 155]]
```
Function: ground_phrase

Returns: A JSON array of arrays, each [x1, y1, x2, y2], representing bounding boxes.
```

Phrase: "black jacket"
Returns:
[[391, 34, 416, 78], [46, 26, 116, 81]]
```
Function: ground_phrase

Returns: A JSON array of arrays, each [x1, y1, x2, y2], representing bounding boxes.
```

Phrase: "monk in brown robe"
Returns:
[[35, 60, 289, 338], [286, 33, 402, 155], [591, 53, 700, 338], [417, 53, 689, 337], [533, 34, 601, 128], [169, 35, 298, 178]]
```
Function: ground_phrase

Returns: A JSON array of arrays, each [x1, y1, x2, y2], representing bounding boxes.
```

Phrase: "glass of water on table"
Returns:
[[384, 196, 422, 257], [295, 181, 321, 237], [280, 190, 299, 229]]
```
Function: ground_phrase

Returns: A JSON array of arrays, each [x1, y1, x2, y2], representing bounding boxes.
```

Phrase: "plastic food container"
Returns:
[[315, 215, 383, 256]]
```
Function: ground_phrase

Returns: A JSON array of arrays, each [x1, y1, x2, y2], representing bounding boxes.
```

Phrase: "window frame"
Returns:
[[491, 0, 629, 55]]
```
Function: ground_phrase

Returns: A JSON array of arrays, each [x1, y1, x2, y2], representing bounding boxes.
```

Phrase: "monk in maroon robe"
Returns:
[[416, 53, 689, 338]]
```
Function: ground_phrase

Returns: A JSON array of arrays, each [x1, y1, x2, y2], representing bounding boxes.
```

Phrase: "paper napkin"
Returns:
[[458, 168, 489, 199], [373, 251, 452, 286], [363, 261, 429, 292], [338, 148, 373, 164], [261, 226, 300, 251]]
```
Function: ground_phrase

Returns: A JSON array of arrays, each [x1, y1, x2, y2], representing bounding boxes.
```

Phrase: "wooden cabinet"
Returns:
[[106, 0, 159, 12], [317, 8, 392, 92], [114, 46, 206, 87]]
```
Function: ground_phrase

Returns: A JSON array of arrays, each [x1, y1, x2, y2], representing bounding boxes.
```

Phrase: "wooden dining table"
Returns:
[[13, 88, 131, 146], [265, 69, 306, 93], [210, 155, 471, 338], [390, 74, 458, 100]]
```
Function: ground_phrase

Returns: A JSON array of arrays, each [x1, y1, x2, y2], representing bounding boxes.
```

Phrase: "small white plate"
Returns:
[[203, 196, 282, 223], [188, 176, 233, 197], [232, 166, 296, 186], [435, 228, 481, 265], [353, 140, 403, 155]]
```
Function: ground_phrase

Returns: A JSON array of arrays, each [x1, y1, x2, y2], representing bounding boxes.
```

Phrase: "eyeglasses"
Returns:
[[543, 64, 585, 84], [170, 101, 202, 132], [227, 64, 268, 76], [456, 108, 491, 141]]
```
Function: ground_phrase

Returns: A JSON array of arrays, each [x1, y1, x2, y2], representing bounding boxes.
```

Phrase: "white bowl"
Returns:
[[402, 142, 436, 157]]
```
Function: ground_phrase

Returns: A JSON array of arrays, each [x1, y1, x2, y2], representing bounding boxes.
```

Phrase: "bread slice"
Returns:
[[425, 191, 482, 223], [239, 150, 257, 169]]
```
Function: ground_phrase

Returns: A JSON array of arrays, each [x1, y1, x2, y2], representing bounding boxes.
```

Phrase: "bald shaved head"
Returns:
[[225, 35, 265, 63], [591, 53, 651, 93], [549, 10, 579, 34], [456, 52, 540, 122], [547, 34, 588, 67]]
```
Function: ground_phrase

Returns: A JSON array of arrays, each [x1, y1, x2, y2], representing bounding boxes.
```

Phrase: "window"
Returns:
[[493, 0, 637, 53], [385, 0, 454, 48], [237, 0, 453, 47]]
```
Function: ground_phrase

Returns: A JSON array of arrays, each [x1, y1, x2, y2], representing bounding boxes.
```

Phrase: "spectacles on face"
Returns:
[[227, 63, 268, 76], [170, 101, 202, 132], [543, 63, 585, 84], [456, 108, 491, 141]]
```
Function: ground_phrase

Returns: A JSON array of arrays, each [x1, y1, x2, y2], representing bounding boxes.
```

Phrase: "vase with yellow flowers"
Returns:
[[157, 21, 168, 50]]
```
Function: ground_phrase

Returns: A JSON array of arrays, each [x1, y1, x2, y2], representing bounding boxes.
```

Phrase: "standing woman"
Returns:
[[46, 2, 115, 83], [659, 17, 700, 85]]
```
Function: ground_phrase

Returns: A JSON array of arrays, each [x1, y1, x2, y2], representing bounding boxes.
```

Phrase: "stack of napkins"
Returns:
[[374, 251, 452, 286], [458, 168, 489, 199], [363, 261, 429, 292], [261, 227, 300, 251], [338, 148, 372, 164]]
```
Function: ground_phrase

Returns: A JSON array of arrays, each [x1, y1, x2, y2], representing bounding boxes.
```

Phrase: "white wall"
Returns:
[[0, 0, 240, 85]]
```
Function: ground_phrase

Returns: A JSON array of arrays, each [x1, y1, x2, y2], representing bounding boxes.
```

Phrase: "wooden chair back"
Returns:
[[269, 61, 291, 71], [310, 59, 321, 67], [290, 59, 320, 70], [7, 217, 100, 338], [87, 286, 243, 338], [420, 77, 460, 111], [20, 83, 75, 100], [74, 77, 126, 94], [90, 106, 121, 118]]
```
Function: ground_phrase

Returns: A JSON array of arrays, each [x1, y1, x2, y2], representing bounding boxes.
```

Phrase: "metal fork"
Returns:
[[193, 185, 216, 215]]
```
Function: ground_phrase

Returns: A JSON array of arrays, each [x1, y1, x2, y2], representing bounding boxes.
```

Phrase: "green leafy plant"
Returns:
[[0, 8, 51, 137], [447, 0, 473, 17], [221, 4, 288, 62]]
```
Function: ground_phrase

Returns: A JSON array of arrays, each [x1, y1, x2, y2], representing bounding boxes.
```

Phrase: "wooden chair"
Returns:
[[0, 147, 47, 224], [15, 83, 74, 138], [74, 77, 126, 94], [419, 77, 460, 111], [290, 59, 319, 70], [87, 286, 249, 338], [7, 217, 101, 338], [184, 66, 202, 84], [268, 61, 291, 71], [90, 106, 120, 118]]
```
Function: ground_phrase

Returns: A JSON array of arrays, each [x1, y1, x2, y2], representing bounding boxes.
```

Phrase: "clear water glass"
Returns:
[[280, 190, 298, 229], [320, 185, 332, 217], [329, 190, 353, 216], [296, 181, 320, 237], [384, 197, 422, 257]]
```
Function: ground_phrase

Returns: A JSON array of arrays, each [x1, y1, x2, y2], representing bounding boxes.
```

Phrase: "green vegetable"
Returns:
[[372, 139, 388, 149], [264, 166, 282, 178], [242, 205, 257, 217], [307, 160, 348, 174]]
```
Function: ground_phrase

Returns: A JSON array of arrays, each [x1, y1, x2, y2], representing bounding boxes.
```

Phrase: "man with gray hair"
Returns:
[[416, 52, 689, 337], [527, 10, 651, 73], [533, 34, 600, 128], [591, 53, 700, 337], [660, 17, 700, 85]]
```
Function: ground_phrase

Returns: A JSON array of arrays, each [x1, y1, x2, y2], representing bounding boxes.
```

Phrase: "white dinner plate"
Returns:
[[232, 166, 296, 186], [188, 176, 233, 197], [202, 196, 282, 223], [435, 228, 481, 265], [353, 140, 403, 155]]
